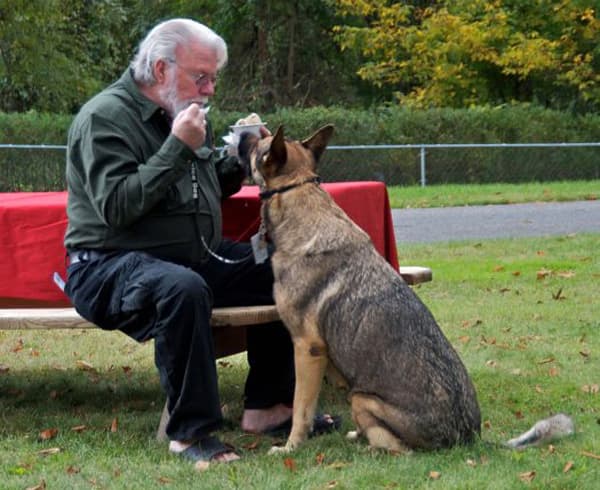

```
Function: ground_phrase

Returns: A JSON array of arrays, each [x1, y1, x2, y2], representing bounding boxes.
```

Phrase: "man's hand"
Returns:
[[171, 103, 207, 150]]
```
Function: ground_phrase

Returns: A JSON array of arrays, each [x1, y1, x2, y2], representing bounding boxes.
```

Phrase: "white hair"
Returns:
[[130, 18, 228, 85]]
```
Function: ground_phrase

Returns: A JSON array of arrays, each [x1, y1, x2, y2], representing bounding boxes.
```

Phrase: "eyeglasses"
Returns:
[[166, 59, 217, 88]]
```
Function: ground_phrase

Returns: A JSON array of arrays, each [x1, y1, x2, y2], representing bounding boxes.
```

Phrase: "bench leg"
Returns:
[[156, 399, 169, 442]]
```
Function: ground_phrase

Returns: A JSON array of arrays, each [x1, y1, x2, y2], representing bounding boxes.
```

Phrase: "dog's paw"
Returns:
[[346, 430, 360, 441]]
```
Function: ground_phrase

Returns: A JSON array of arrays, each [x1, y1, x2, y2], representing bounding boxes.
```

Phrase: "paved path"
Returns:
[[392, 200, 600, 243]]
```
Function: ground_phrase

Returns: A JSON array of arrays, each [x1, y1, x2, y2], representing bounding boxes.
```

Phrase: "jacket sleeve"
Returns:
[[73, 113, 196, 229]]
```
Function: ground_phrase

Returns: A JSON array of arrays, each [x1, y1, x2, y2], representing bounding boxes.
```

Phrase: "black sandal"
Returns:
[[175, 435, 238, 465]]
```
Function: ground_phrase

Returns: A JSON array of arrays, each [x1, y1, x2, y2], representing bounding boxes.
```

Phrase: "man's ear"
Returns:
[[302, 124, 334, 162], [154, 58, 170, 84]]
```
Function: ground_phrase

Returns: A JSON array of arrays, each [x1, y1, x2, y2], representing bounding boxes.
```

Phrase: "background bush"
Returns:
[[1, 106, 599, 191]]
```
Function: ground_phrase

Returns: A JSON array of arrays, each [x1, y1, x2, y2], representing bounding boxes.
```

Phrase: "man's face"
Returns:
[[160, 40, 218, 117]]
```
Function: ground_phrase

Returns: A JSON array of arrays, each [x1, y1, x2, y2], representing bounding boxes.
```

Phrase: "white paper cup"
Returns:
[[229, 123, 265, 137]]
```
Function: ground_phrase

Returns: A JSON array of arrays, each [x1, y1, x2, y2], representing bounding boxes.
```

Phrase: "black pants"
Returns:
[[64, 240, 294, 441]]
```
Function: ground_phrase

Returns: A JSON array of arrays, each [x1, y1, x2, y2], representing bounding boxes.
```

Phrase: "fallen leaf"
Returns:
[[514, 411, 524, 419], [110, 417, 118, 433], [429, 471, 441, 480], [71, 425, 87, 433], [284, 457, 297, 472], [536, 250, 545, 256], [326, 462, 350, 470], [121, 366, 132, 375], [579, 350, 590, 358], [315, 452, 326, 465], [493, 265, 505, 272], [483, 420, 492, 429], [39, 428, 58, 441], [485, 360, 497, 367], [326, 481, 339, 488], [581, 451, 600, 460], [76, 360, 96, 372], [458, 335, 471, 344], [563, 461, 574, 473], [25, 480, 46, 490], [11, 339, 24, 353], [512, 271, 521, 276], [466, 459, 477, 467], [194, 460, 210, 472], [582, 384, 599, 394], [557, 271, 575, 278], [519, 470, 536, 483], [548, 367, 560, 377], [66, 465, 80, 474], [537, 268, 552, 280], [537, 357, 555, 365], [37, 448, 61, 457], [30, 349, 40, 357], [548, 445, 556, 454], [157, 476, 173, 484], [535, 385, 543, 393]]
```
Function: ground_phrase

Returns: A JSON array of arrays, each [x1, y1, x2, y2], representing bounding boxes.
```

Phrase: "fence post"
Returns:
[[420, 146, 426, 187]]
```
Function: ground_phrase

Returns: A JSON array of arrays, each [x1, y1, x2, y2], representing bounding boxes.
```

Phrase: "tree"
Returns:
[[332, 0, 600, 112]]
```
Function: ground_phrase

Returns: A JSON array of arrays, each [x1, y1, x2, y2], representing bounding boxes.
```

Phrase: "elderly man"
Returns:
[[63, 18, 337, 466]]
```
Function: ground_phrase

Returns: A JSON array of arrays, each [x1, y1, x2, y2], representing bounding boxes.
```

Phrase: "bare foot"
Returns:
[[241, 403, 293, 433]]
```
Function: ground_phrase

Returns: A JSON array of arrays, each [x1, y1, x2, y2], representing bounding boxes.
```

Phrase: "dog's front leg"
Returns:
[[270, 335, 328, 454]]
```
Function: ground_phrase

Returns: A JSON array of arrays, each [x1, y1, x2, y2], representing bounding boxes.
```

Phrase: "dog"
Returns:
[[238, 125, 573, 454]]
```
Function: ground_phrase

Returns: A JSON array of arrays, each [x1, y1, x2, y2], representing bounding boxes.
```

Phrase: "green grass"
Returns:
[[387, 180, 599, 208], [1, 234, 598, 489]]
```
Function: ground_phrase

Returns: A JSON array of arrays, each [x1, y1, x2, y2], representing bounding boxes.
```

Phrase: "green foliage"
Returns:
[[332, 0, 600, 112], [1, 106, 599, 189]]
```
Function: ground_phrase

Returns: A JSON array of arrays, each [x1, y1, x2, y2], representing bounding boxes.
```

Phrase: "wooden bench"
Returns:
[[0, 265, 431, 440]]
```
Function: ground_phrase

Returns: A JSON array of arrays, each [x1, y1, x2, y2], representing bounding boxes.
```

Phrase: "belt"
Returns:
[[68, 250, 104, 265]]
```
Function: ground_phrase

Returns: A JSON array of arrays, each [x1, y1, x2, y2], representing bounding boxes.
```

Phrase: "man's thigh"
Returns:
[[66, 251, 209, 340]]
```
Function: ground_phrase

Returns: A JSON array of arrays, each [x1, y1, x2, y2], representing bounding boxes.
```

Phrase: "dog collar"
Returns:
[[259, 176, 321, 200]]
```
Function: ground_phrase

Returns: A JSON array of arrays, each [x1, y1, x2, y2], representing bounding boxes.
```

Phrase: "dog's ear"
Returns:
[[301, 124, 334, 162], [269, 125, 287, 165]]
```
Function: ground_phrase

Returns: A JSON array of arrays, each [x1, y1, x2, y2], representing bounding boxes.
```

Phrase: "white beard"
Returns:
[[160, 79, 208, 119]]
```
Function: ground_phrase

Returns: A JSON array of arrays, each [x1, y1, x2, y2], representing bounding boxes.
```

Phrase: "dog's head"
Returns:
[[238, 125, 334, 188]]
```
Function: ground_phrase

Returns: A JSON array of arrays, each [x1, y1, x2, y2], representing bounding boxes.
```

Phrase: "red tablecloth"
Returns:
[[0, 182, 398, 306]]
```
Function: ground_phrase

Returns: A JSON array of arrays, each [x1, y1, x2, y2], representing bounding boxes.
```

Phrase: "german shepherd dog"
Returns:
[[238, 125, 573, 454]]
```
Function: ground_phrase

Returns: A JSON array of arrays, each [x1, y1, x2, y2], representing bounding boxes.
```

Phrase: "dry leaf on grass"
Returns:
[[71, 425, 87, 433], [519, 470, 536, 483], [25, 480, 46, 490], [582, 384, 599, 394], [66, 465, 80, 474], [38, 428, 58, 441], [284, 457, 297, 471], [548, 367, 560, 377], [110, 417, 118, 432], [76, 360, 96, 372], [429, 471, 441, 480], [537, 268, 552, 280], [37, 448, 61, 457], [563, 461, 574, 473], [315, 452, 326, 465], [581, 451, 600, 460], [537, 357, 555, 364], [557, 271, 576, 278], [11, 339, 24, 353]]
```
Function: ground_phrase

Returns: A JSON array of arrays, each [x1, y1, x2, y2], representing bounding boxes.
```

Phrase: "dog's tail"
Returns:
[[505, 413, 574, 449]]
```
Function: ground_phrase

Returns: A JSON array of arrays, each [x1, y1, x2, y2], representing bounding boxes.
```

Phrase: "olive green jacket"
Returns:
[[64, 69, 222, 265]]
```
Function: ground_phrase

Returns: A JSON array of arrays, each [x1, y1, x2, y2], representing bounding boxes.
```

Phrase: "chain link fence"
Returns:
[[1, 143, 599, 191]]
